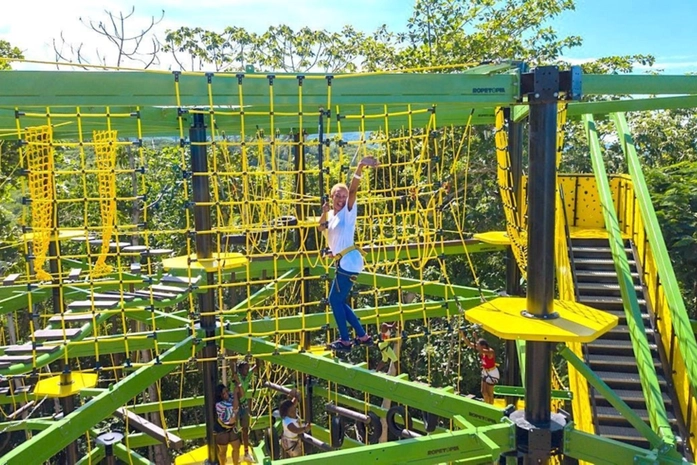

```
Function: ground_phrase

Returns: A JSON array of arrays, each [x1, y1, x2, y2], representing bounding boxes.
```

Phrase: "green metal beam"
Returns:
[[611, 111, 697, 401], [584, 114, 676, 448], [559, 346, 666, 450], [0, 336, 196, 464], [225, 297, 481, 336], [223, 336, 504, 426], [582, 74, 697, 96], [268, 423, 514, 465], [563, 426, 686, 465], [570, 94, 697, 117], [350, 271, 496, 300]]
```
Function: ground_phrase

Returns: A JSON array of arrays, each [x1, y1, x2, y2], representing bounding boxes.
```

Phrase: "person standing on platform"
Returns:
[[460, 327, 499, 404], [318, 156, 379, 352], [215, 383, 242, 465]]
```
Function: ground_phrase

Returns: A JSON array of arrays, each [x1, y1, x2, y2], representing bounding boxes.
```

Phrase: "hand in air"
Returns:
[[359, 156, 379, 168]]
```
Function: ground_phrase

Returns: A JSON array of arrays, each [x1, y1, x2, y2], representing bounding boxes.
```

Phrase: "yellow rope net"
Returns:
[[90, 129, 118, 278], [25, 125, 55, 281]]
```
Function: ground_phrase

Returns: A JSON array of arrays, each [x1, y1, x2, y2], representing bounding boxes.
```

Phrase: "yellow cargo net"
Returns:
[[494, 108, 528, 277], [90, 129, 118, 278], [25, 125, 55, 281]]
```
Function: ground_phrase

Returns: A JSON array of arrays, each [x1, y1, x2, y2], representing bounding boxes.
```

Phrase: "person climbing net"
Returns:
[[460, 324, 499, 404]]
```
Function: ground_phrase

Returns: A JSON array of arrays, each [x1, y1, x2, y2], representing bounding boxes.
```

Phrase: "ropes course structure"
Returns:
[[0, 63, 695, 465]]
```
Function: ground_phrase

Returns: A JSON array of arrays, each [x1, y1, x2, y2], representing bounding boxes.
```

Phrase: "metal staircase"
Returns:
[[572, 238, 682, 448]]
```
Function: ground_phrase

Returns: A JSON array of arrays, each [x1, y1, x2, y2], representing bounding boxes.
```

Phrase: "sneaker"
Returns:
[[354, 335, 374, 347], [328, 340, 353, 352]]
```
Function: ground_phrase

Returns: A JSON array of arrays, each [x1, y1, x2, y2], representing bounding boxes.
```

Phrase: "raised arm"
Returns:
[[347, 157, 378, 211]]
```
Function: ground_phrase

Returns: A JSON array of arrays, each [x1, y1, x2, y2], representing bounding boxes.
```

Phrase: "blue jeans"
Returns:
[[329, 267, 366, 341]]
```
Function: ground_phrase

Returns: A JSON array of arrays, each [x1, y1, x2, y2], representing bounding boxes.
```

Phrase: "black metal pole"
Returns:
[[190, 112, 219, 464], [48, 240, 77, 465], [504, 111, 523, 405], [524, 71, 558, 429]]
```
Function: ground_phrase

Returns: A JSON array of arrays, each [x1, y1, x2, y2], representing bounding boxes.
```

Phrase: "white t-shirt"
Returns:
[[326, 202, 363, 274], [283, 416, 301, 439]]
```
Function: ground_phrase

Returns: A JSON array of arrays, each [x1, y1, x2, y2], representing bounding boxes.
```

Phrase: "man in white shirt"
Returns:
[[318, 156, 378, 352]]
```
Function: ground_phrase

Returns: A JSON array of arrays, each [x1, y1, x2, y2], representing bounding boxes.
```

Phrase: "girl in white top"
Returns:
[[318, 156, 379, 351], [279, 399, 311, 458]]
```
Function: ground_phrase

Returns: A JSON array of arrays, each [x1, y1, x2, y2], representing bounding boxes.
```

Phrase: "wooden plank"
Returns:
[[130, 263, 142, 274], [134, 290, 178, 300], [0, 355, 35, 364], [67, 300, 119, 310], [160, 274, 201, 286], [66, 268, 82, 282], [32, 328, 81, 340], [5, 344, 60, 355], [6, 401, 36, 420], [150, 284, 188, 294], [48, 313, 101, 323], [114, 408, 183, 449], [93, 292, 136, 301], [2, 273, 20, 286]]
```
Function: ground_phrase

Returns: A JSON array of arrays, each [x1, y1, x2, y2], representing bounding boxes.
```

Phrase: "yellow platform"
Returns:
[[34, 372, 98, 398], [162, 252, 248, 272], [175, 445, 256, 465], [569, 227, 630, 240], [473, 231, 511, 246], [21, 228, 88, 242], [465, 297, 617, 343]]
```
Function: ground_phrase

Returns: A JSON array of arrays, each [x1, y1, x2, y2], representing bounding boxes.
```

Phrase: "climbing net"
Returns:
[[0, 71, 501, 461]]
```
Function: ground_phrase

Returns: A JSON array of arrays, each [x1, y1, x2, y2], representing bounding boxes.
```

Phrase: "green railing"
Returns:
[[584, 114, 676, 447], [611, 112, 697, 454]]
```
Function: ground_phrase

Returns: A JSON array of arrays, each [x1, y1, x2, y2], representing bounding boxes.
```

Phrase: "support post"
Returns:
[[190, 112, 219, 464], [49, 240, 77, 465], [512, 65, 581, 464]]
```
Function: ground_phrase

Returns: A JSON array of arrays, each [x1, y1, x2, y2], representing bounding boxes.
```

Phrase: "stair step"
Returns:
[[572, 246, 633, 258], [577, 282, 643, 294], [588, 354, 660, 373], [578, 296, 646, 311], [574, 258, 636, 271], [593, 370, 667, 390], [602, 325, 654, 341], [594, 389, 672, 408], [575, 270, 640, 283], [32, 328, 82, 340], [595, 425, 649, 447]]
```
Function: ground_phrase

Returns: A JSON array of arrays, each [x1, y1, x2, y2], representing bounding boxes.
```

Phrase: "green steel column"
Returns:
[[190, 111, 219, 464]]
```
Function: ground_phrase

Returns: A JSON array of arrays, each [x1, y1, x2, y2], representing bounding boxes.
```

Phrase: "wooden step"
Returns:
[[2, 273, 20, 286], [67, 300, 119, 310], [4, 343, 60, 355], [114, 408, 183, 449], [48, 313, 101, 323], [92, 292, 137, 302], [0, 385, 33, 396], [150, 284, 189, 294], [66, 268, 82, 282], [33, 328, 82, 340], [134, 290, 178, 300], [0, 355, 36, 364], [160, 274, 201, 286]]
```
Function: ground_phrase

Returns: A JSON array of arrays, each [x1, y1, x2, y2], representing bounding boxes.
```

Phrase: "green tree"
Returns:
[[0, 40, 24, 70]]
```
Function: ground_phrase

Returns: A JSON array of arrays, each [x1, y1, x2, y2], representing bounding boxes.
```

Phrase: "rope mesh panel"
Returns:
[[90, 129, 118, 278], [25, 125, 55, 281]]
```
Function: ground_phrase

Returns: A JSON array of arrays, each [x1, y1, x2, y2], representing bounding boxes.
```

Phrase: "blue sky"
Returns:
[[2, 0, 696, 74]]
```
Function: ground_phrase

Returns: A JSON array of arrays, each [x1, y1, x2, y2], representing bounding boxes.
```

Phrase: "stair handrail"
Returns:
[[584, 114, 676, 447], [558, 185, 580, 300], [611, 112, 697, 452]]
